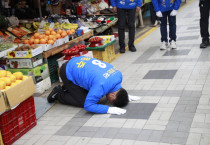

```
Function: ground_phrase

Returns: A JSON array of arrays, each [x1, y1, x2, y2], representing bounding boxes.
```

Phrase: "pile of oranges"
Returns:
[[24, 28, 76, 45]]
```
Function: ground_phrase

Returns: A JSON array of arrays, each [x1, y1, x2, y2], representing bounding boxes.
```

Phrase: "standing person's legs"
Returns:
[[150, 2, 157, 25], [117, 8, 126, 53], [199, 0, 210, 48], [168, 12, 176, 42], [57, 62, 88, 107], [127, 8, 136, 51], [160, 11, 168, 43]]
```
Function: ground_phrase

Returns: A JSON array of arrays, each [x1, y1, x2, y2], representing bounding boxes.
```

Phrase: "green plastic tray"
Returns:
[[86, 40, 116, 51]]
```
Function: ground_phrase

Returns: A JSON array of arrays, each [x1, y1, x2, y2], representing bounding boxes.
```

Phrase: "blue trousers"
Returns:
[[160, 11, 176, 42]]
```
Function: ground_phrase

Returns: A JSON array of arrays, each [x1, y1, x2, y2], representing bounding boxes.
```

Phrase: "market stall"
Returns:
[[0, 0, 147, 144]]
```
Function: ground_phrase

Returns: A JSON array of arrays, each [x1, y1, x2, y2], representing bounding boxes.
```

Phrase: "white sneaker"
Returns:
[[170, 40, 177, 49], [160, 41, 168, 50]]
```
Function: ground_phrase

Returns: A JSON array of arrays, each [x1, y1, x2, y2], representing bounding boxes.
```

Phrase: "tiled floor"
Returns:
[[13, 0, 210, 145]]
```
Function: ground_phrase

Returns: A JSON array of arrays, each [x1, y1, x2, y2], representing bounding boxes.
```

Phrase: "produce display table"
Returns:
[[86, 40, 116, 63], [43, 30, 94, 58]]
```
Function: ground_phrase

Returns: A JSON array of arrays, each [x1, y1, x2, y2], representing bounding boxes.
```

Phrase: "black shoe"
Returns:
[[129, 46, 136, 52], [120, 48, 125, 53], [47, 85, 62, 103], [200, 40, 209, 48]]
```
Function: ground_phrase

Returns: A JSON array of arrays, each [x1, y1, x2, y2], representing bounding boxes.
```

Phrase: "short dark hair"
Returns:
[[113, 88, 129, 107]]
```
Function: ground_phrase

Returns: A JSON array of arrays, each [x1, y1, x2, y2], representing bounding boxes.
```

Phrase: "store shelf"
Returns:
[[43, 30, 94, 59]]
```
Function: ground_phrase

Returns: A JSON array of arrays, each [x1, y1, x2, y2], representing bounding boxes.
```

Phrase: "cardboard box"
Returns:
[[7, 45, 43, 58], [8, 54, 43, 69], [0, 94, 7, 115], [0, 45, 17, 58], [7, 63, 49, 84], [35, 77, 51, 94], [0, 131, 3, 145], [0, 76, 35, 113]]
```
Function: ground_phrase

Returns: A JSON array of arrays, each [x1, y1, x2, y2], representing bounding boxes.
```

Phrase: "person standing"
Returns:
[[150, 2, 160, 26], [111, 0, 142, 53], [152, 0, 181, 50], [199, 0, 210, 48]]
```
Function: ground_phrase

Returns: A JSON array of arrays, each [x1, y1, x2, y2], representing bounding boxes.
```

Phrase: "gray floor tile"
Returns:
[[146, 58, 198, 63], [143, 70, 177, 79], [78, 126, 99, 132], [163, 49, 191, 56], [111, 103, 157, 119], [187, 26, 200, 30], [177, 36, 199, 41], [134, 46, 158, 63], [148, 130, 164, 142], [93, 127, 109, 138], [56, 126, 80, 136], [104, 128, 119, 138], [74, 131, 96, 137], [114, 133, 139, 140], [137, 129, 152, 141]]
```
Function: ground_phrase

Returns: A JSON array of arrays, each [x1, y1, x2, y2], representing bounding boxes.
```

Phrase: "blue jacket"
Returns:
[[111, 0, 142, 9], [152, 0, 181, 12], [65, 56, 122, 114]]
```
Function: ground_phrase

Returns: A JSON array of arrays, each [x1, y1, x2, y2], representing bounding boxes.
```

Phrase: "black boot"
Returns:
[[47, 85, 62, 103], [120, 48, 125, 53], [129, 46, 136, 52], [200, 39, 209, 48]]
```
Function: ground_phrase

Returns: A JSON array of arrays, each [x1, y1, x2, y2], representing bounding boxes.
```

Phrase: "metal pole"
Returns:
[[38, 0, 42, 21]]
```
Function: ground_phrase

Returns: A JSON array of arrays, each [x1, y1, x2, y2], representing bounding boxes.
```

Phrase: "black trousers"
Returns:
[[117, 8, 136, 48], [150, 2, 159, 24], [200, 0, 210, 41], [57, 62, 88, 107]]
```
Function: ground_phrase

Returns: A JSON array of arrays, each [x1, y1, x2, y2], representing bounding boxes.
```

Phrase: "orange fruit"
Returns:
[[40, 39, 47, 44], [39, 34, 45, 39], [71, 29, 75, 33], [51, 31, 56, 35], [34, 39, 40, 44], [13, 72, 23, 80], [29, 39, 34, 44], [61, 32, 67, 38], [45, 36, 49, 40], [48, 35, 54, 40], [24, 39, 29, 44], [48, 40, 54, 45], [57, 29, 62, 34], [48, 28, 53, 32], [34, 33, 40, 38], [45, 30, 50, 35], [56, 34, 61, 39]]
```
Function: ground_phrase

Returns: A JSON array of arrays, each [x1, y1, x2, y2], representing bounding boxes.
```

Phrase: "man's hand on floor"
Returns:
[[128, 95, 141, 102], [107, 107, 126, 115]]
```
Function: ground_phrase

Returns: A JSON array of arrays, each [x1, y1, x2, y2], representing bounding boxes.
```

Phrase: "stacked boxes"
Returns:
[[7, 64, 50, 94], [6, 45, 51, 94]]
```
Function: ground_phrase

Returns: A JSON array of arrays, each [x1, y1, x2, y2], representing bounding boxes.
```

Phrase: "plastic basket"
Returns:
[[0, 96, 36, 145], [47, 54, 62, 84]]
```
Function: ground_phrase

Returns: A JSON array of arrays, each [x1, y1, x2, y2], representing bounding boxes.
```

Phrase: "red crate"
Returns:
[[0, 96, 37, 145]]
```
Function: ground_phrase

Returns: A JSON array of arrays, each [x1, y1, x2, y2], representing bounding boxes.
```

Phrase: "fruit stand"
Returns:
[[0, 0, 120, 144]]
